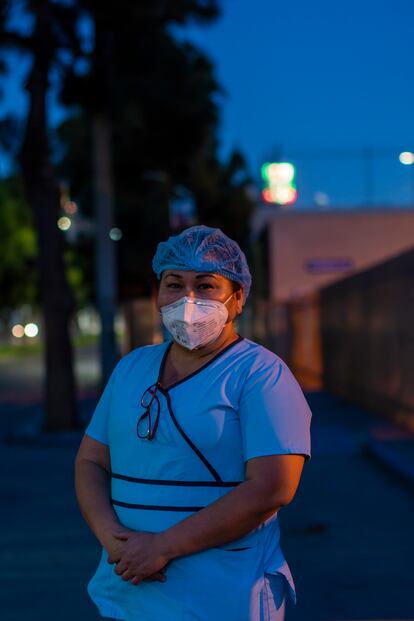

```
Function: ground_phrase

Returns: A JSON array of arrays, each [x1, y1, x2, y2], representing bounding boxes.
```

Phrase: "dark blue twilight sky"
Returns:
[[178, 0, 414, 207], [2, 0, 414, 207]]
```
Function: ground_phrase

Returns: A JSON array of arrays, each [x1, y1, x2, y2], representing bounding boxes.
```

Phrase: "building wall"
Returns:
[[289, 291, 323, 391], [268, 209, 414, 302], [250, 293, 323, 392]]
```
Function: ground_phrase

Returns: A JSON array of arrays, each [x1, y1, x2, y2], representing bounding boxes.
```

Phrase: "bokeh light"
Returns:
[[24, 323, 39, 338], [262, 162, 297, 205], [58, 216, 72, 230], [314, 191, 330, 207], [63, 201, 78, 215], [11, 324, 25, 338], [399, 151, 414, 165], [109, 228, 123, 241]]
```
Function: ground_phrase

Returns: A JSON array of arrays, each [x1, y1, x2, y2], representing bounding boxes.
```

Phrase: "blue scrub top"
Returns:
[[85, 337, 312, 621]]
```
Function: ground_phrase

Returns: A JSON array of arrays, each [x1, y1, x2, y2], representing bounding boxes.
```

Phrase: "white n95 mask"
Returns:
[[160, 295, 232, 350]]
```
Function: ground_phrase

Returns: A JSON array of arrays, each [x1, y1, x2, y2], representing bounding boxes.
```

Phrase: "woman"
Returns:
[[75, 225, 312, 621]]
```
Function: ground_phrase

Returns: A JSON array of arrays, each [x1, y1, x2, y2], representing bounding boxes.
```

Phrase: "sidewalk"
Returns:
[[0, 390, 413, 621], [282, 391, 414, 621], [309, 392, 414, 493], [364, 428, 414, 491]]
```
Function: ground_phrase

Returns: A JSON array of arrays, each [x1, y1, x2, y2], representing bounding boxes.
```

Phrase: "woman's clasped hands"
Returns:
[[106, 528, 169, 585]]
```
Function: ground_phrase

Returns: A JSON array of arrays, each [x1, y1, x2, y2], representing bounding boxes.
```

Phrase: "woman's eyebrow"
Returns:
[[163, 272, 218, 280], [195, 274, 218, 280], [164, 272, 184, 279]]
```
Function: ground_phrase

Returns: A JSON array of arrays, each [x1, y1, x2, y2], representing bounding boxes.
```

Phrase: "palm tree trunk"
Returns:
[[19, 1, 77, 431]]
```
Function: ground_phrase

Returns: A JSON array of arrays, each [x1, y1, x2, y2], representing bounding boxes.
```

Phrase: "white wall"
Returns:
[[268, 209, 414, 302]]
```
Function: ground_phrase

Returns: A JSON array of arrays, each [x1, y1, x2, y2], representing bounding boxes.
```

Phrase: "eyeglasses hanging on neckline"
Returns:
[[137, 382, 162, 441]]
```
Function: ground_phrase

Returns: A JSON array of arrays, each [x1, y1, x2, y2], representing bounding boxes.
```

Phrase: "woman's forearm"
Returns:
[[158, 479, 285, 562], [75, 458, 121, 547]]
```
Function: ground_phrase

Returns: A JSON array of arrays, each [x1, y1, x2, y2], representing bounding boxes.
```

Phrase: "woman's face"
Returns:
[[158, 270, 244, 318]]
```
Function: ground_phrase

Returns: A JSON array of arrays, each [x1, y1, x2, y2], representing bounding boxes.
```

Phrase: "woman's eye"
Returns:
[[166, 283, 182, 288], [198, 283, 213, 290]]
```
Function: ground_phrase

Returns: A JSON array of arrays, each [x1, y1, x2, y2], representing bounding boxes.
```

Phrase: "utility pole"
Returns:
[[91, 16, 119, 387], [93, 115, 119, 386]]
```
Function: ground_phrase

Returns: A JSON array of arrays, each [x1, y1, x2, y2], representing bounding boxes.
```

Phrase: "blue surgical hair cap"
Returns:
[[152, 225, 252, 301]]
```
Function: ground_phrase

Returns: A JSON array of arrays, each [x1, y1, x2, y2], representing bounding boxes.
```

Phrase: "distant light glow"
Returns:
[[63, 201, 78, 215], [262, 188, 273, 202], [275, 186, 297, 204], [262, 161, 297, 205], [109, 228, 123, 241], [269, 163, 295, 183], [58, 217, 72, 230], [262, 162, 295, 183], [262, 186, 297, 204], [314, 191, 330, 207], [12, 324, 25, 338], [399, 151, 414, 165], [261, 164, 268, 182], [24, 323, 39, 338]]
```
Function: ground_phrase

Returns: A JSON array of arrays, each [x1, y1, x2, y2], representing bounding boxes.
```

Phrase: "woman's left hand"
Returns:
[[109, 530, 169, 585]]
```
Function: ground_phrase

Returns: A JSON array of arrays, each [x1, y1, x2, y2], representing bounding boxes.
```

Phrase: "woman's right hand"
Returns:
[[75, 438, 167, 583], [104, 528, 167, 583], [103, 529, 128, 564]]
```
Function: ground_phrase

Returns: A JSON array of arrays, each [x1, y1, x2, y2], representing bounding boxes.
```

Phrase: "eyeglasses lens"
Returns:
[[137, 384, 161, 440]]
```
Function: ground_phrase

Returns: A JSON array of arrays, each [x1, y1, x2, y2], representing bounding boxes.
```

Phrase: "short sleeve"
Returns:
[[85, 365, 119, 445], [238, 357, 312, 462]]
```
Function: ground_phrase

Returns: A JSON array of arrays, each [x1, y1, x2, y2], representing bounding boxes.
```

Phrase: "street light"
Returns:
[[399, 151, 414, 165]]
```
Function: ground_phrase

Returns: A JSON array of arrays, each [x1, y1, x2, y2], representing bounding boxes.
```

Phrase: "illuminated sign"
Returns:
[[261, 162, 297, 205]]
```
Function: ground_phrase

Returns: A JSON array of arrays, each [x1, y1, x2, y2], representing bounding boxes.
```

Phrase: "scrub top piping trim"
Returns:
[[161, 388, 223, 482], [111, 499, 203, 512], [153, 335, 244, 483], [111, 473, 242, 487], [157, 338, 173, 383], [160, 335, 244, 392]]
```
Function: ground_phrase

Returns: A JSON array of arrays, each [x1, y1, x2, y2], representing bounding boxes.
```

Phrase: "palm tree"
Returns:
[[0, 0, 80, 430], [60, 0, 221, 381]]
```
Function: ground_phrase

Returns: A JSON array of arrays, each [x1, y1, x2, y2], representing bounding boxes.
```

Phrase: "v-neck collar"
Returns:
[[157, 335, 244, 392]]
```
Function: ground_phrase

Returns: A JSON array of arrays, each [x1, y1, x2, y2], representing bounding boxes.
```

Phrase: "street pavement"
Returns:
[[281, 392, 414, 621], [0, 349, 414, 621]]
